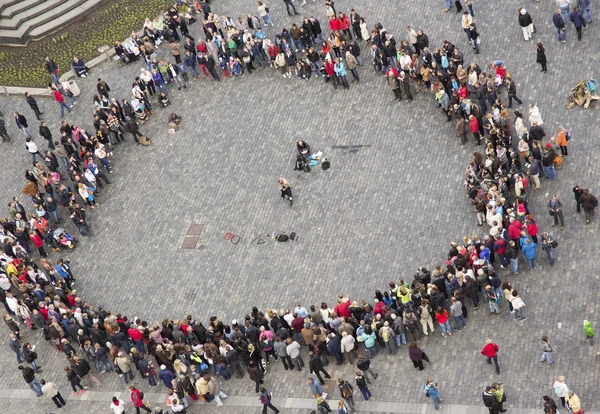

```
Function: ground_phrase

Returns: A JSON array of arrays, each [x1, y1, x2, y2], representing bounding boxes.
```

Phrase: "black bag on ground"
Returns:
[[321, 158, 330, 171]]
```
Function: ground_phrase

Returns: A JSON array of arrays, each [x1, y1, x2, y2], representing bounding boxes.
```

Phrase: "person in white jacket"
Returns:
[[553, 376, 570, 411], [110, 396, 126, 414], [341, 331, 357, 364]]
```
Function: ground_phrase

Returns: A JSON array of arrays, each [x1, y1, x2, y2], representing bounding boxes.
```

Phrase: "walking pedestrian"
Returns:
[[51, 88, 72, 117], [354, 371, 371, 401], [14, 112, 32, 138], [567, 392, 582, 414], [461, 11, 473, 43], [19, 365, 43, 396], [317, 396, 331, 414], [578, 0, 592, 22], [337, 378, 356, 413], [553, 9, 567, 43], [506, 78, 523, 108], [569, 7, 586, 41], [518, 8, 535, 41], [409, 341, 430, 370], [579, 188, 598, 224], [41, 379, 66, 408], [541, 335, 554, 365], [424, 379, 442, 410], [25, 138, 44, 164], [130, 385, 152, 413], [110, 396, 126, 414], [96, 78, 111, 98], [308, 376, 324, 398], [356, 354, 377, 384], [25, 93, 43, 120], [481, 339, 501, 374], [282, 0, 299, 16], [44, 56, 60, 85], [435, 306, 452, 337], [259, 386, 280, 414], [554, 376, 570, 412], [309, 351, 331, 384], [544, 395, 559, 414]]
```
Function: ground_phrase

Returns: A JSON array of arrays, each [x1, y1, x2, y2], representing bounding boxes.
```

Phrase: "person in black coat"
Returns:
[[326, 333, 343, 364], [552, 10, 566, 43], [536, 42, 547, 72], [38, 121, 54, 149], [24, 93, 43, 120], [308, 351, 331, 384], [96, 79, 111, 98]]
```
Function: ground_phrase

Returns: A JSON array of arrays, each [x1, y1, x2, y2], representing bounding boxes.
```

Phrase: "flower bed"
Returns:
[[0, 0, 173, 87]]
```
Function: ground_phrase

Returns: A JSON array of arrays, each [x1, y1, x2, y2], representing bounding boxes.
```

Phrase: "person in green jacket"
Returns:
[[584, 320, 594, 345], [491, 383, 507, 413]]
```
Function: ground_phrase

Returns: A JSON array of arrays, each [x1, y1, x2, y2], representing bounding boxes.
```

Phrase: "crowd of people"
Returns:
[[0, 0, 595, 413]]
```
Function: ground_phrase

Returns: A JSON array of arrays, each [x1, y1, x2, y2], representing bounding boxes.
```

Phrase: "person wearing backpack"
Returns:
[[259, 386, 279, 414], [130, 385, 152, 413], [317, 396, 332, 414], [337, 378, 356, 413]]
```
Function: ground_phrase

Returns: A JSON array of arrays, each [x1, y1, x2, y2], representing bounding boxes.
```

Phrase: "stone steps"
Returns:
[[0, 0, 24, 14], [29, 0, 103, 40], [0, 0, 105, 45], [0, 0, 68, 30]]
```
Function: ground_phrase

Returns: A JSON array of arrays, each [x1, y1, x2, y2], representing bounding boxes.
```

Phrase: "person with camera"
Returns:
[[424, 379, 441, 410], [548, 194, 565, 229]]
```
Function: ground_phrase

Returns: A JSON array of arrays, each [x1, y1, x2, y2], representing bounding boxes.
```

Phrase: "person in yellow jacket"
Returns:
[[568, 391, 582, 414]]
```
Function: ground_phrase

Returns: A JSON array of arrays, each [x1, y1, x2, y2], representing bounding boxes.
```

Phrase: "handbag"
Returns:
[[548, 210, 555, 216], [115, 365, 123, 374]]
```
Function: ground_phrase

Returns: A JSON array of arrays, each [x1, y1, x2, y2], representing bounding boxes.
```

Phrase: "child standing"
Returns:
[[510, 290, 526, 322], [584, 320, 594, 346]]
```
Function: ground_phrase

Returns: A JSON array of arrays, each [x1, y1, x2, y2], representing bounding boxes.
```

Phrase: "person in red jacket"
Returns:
[[493, 235, 508, 268], [128, 326, 145, 354], [329, 16, 341, 32], [338, 13, 351, 39], [51, 88, 72, 118], [29, 231, 47, 257], [334, 297, 351, 318], [468, 115, 481, 145], [481, 338, 500, 374], [525, 215, 539, 244], [130, 386, 152, 413], [507, 218, 522, 244], [324, 58, 337, 89]]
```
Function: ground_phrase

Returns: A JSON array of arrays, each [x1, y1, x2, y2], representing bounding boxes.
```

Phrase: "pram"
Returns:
[[51, 228, 78, 250]]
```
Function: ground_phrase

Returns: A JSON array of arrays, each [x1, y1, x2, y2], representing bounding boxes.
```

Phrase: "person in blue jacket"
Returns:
[[521, 238, 537, 270], [424, 379, 442, 410]]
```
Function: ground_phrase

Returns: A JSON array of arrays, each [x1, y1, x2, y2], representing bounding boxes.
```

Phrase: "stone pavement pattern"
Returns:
[[0, 0, 599, 412]]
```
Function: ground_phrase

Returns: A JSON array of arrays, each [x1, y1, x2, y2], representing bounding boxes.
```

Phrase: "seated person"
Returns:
[[114, 41, 135, 63], [71, 57, 89, 77], [296, 140, 311, 157], [158, 92, 171, 107]]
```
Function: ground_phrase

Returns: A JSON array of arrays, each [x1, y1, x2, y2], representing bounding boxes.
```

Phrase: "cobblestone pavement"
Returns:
[[0, 0, 600, 412]]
